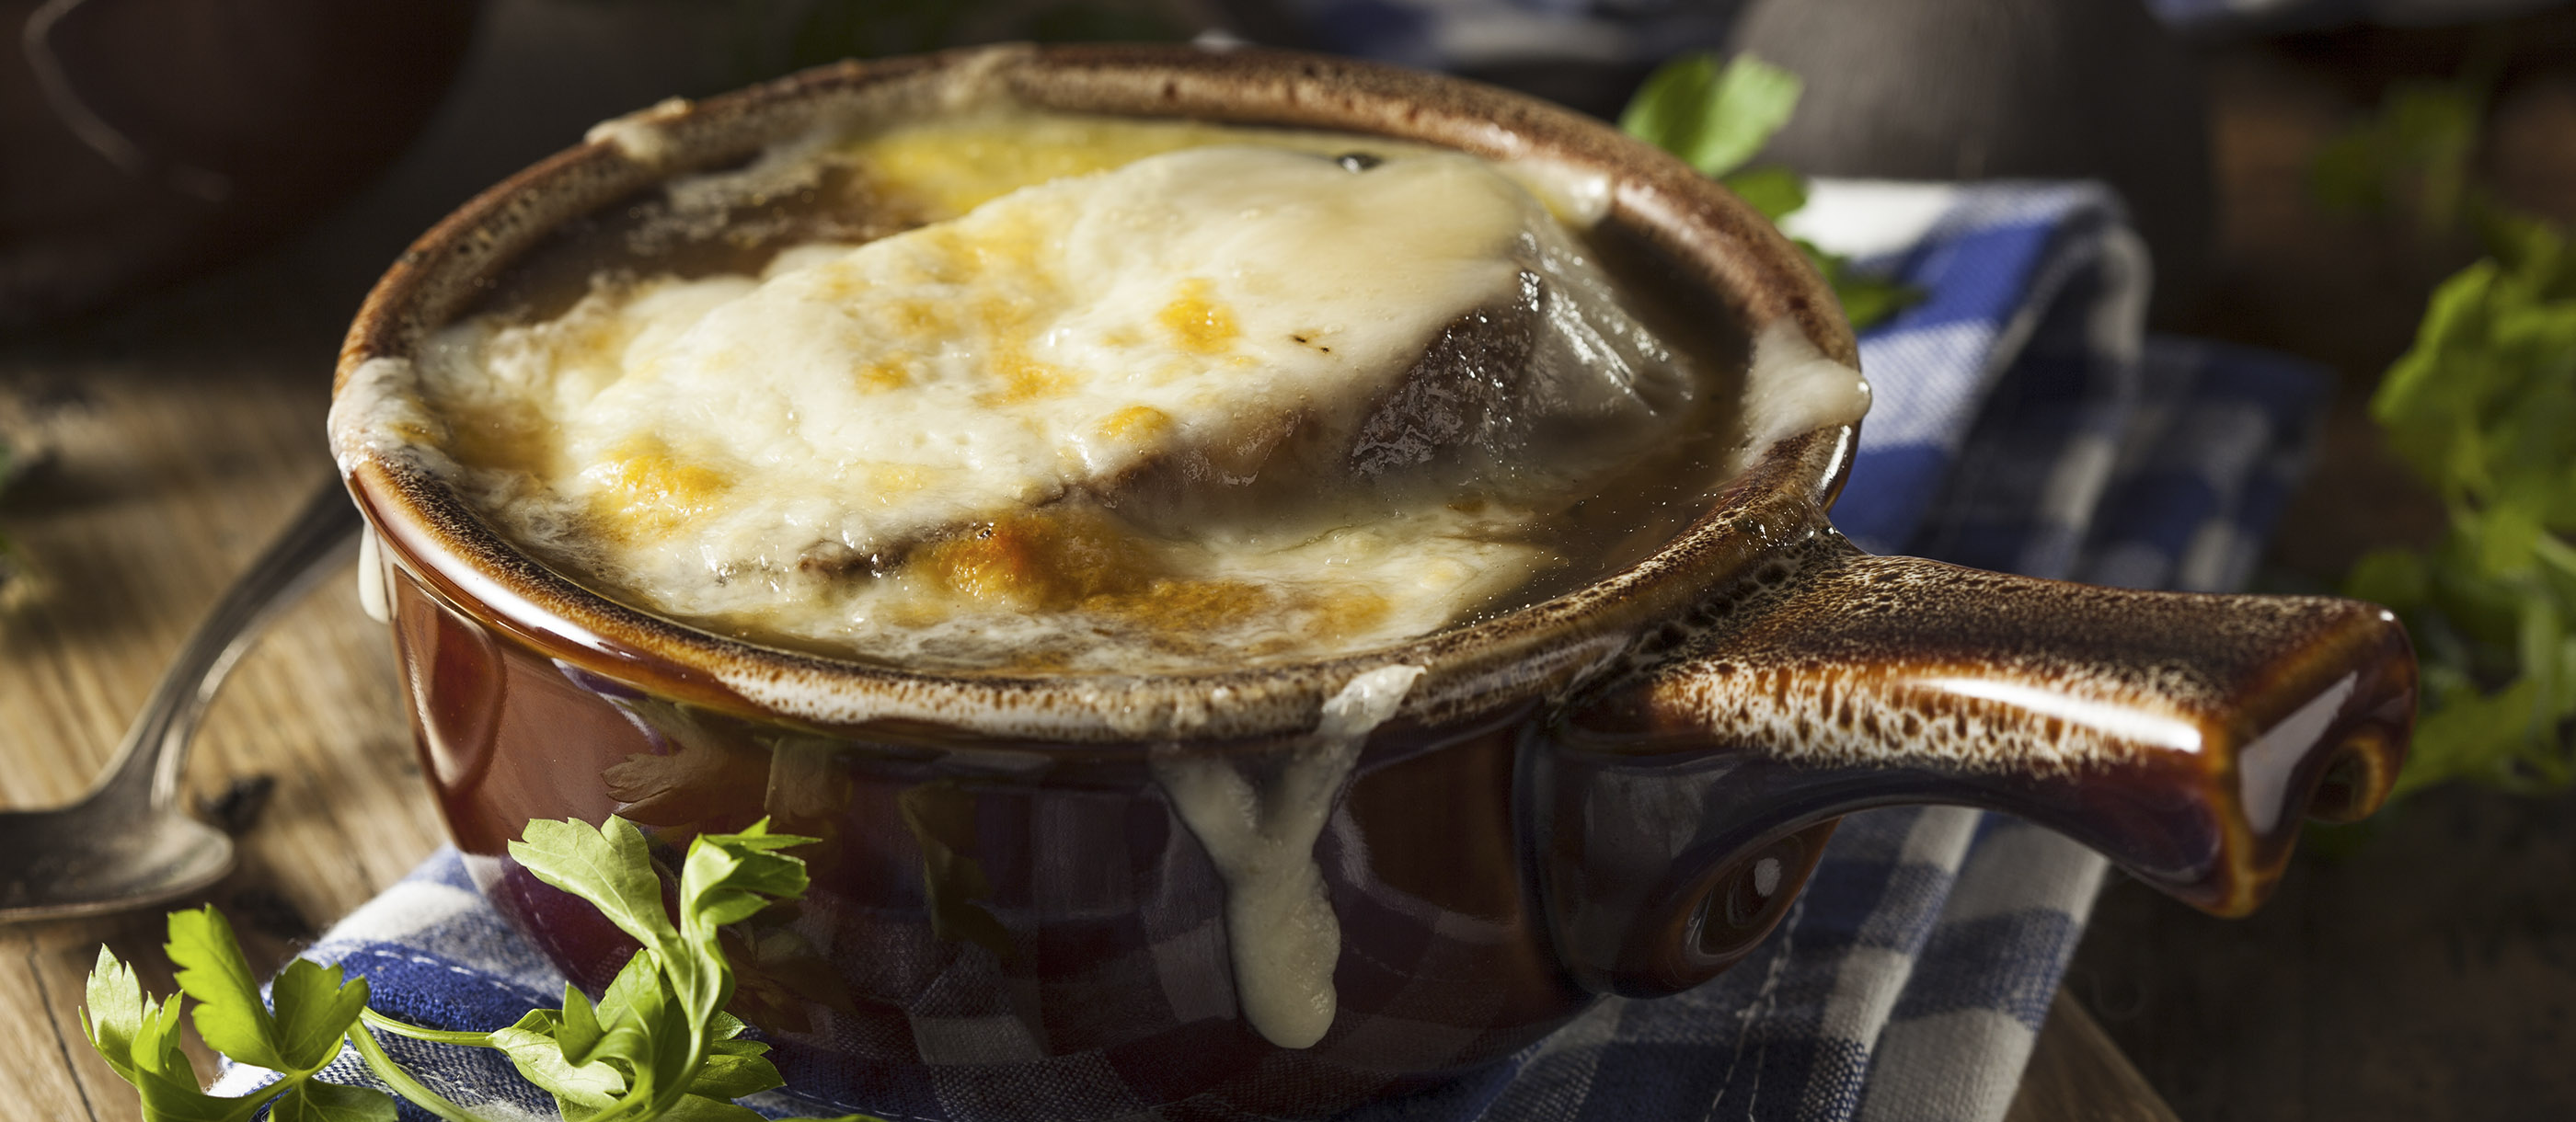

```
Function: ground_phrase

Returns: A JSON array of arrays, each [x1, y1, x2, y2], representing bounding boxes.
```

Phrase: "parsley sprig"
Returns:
[[1617, 52, 1922, 329], [2343, 217, 2576, 798], [84, 817, 873, 1122], [2311, 71, 2576, 800]]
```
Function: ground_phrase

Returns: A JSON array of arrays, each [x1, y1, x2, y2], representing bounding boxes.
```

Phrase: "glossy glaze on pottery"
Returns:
[[1541, 530, 2410, 1000], [339, 43, 2415, 1120], [390, 566, 1584, 1115]]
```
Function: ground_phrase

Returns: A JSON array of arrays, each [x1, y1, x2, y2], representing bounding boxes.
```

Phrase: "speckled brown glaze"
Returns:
[[336, 44, 2416, 1120], [1586, 530, 2401, 776], [338, 41, 1849, 746], [1521, 522, 2410, 1000]]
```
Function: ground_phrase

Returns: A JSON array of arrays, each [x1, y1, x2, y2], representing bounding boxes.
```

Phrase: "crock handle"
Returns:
[[1539, 531, 2414, 996]]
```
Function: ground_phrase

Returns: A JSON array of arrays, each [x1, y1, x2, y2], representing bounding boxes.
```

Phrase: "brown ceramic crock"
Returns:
[[330, 43, 2416, 1120]]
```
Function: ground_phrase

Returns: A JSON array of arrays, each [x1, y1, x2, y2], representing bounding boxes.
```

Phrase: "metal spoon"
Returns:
[[0, 482, 362, 922]]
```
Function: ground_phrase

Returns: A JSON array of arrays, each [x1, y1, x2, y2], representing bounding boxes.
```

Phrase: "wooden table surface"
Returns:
[[0, 277, 450, 1115]]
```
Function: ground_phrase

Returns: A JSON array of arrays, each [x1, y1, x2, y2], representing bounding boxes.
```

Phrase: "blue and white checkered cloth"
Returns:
[[219, 181, 2329, 1120]]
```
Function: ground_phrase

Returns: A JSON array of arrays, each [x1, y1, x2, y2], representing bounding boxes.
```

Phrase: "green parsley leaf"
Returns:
[[1800, 239, 1926, 331], [1618, 52, 1802, 180], [88, 816, 850, 1122], [339, 1023, 491, 1122], [167, 906, 291, 1071], [477, 817, 815, 1121], [1827, 272, 1923, 331], [270, 1080, 400, 1122], [80, 947, 154, 1084], [85, 939, 389, 1122], [685, 1048, 787, 1101], [487, 1008, 626, 1110], [271, 958, 374, 1073], [135, 1079, 250, 1122], [510, 817, 681, 955], [80, 948, 201, 1097], [2308, 79, 2485, 238], [1718, 166, 1808, 223], [2349, 271, 2576, 796], [2325, 108, 2576, 800], [1621, 52, 1922, 331], [558, 982, 609, 1065], [2344, 547, 2430, 611], [681, 820, 812, 933]]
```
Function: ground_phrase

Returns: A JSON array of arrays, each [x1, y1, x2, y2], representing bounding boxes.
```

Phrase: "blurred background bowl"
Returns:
[[0, 0, 480, 327]]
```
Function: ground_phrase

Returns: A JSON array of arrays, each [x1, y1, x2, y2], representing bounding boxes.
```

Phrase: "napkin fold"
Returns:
[[217, 181, 2329, 1121]]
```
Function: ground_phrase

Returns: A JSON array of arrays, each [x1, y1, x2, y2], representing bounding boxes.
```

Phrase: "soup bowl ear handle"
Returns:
[[1540, 532, 2414, 997]]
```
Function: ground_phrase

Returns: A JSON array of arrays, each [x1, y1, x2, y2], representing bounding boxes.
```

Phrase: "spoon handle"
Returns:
[[86, 481, 363, 812]]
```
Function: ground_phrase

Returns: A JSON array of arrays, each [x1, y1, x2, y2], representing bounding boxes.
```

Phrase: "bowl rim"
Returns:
[[336, 40, 1862, 745]]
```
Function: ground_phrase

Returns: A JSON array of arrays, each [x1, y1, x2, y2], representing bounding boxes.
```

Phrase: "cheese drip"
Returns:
[[417, 128, 1701, 671], [1153, 664, 1424, 1048]]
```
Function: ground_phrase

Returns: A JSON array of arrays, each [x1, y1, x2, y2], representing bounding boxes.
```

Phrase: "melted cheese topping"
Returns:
[[412, 116, 1705, 673]]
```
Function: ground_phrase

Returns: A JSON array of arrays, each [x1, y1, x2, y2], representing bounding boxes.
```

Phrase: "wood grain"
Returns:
[[0, 277, 447, 1119]]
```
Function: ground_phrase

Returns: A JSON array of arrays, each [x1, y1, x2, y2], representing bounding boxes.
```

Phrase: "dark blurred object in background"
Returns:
[[1732, 0, 2214, 320], [2168, 0, 2568, 35], [1214, 0, 2216, 317], [0, 0, 479, 328]]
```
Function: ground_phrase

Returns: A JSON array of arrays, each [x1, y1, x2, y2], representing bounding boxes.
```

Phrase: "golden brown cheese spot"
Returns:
[[857, 117, 1259, 219], [1304, 590, 1393, 641], [901, 505, 1400, 653], [812, 269, 865, 304], [961, 211, 1047, 275], [913, 508, 1154, 611], [581, 437, 730, 537], [974, 292, 1037, 333], [905, 227, 977, 286], [855, 357, 912, 393], [1158, 278, 1240, 355], [1098, 405, 1172, 442], [977, 349, 1075, 406], [1231, 590, 1394, 656], [889, 298, 953, 338], [1089, 578, 1277, 635]]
